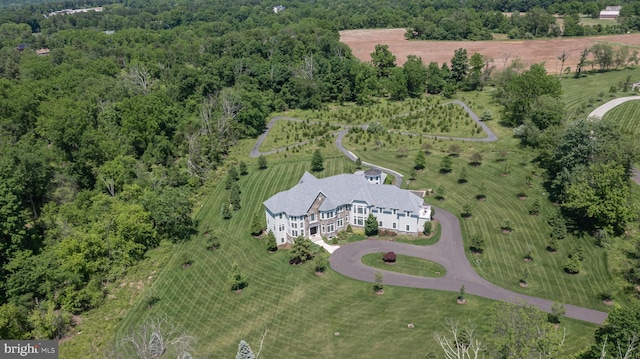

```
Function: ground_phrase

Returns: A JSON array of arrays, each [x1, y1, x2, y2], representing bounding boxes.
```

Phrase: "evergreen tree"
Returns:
[[423, 221, 433, 236], [414, 150, 426, 170], [374, 271, 384, 293], [440, 156, 452, 173], [258, 155, 267, 170], [230, 184, 241, 210], [228, 262, 248, 290], [549, 212, 566, 240], [265, 231, 278, 252], [470, 234, 484, 253], [239, 161, 248, 175], [236, 340, 255, 359], [311, 149, 324, 172], [365, 213, 379, 236], [250, 213, 263, 236], [450, 48, 469, 84], [529, 199, 540, 215], [355, 157, 362, 169], [289, 237, 313, 264], [458, 167, 467, 183]]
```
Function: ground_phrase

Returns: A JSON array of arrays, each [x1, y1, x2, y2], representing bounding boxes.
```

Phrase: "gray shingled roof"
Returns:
[[264, 172, 424, 216]]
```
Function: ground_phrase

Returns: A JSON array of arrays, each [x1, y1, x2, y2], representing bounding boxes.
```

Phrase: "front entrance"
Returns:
[[310, 226, 318, 236]]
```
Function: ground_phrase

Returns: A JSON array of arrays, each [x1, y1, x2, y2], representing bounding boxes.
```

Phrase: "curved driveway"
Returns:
[[587, 95, 640, 119], [252, 99, 608, 325], [330, 209, 608, 325]]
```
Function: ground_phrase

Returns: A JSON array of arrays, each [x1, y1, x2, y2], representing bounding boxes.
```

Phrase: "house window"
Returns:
[[379, 221, 382, 227], [278, 224, 285, 231], [392, 209, 397, 215], [355, 217, 364, 226], [356, 205, 364, 214], [281, 238, 284, 243], [327, 223, 334, 232], [301, 229, 304, 236], [299, 222, 304, 229], [310, 214, 316, 222], [279, 214, 283, 219], [292, 230, 298, 237], [393, 222, 397, 229], [406, 224, 410, 231], [406, 211, 411, 217], [321, 225, 326, 233], [337, 218, 343, 227], [292, 222, 297, 229], [372, 209, 378, 213]]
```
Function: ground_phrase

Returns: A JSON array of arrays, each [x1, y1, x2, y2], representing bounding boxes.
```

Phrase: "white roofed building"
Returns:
[[263, 171, 432, 245]]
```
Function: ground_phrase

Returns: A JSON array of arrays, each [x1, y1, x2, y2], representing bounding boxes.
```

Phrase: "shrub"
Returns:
[[500, 218, 512, 232], [374, 271, 384, 292], [423, 221, 432, 236], [383, 251, 396, 263], [564, 256, 581, 274], [365, 214, 379, 236], [470, 152, 483, 166], [480, 111, 493, 121], [346, 224, 353, 233], [228, 262, 248, 291], [529, 199, 540, 215], [289, 237, 313, 264], [546, 238, 558, 252], [313, 253, 329, 273], [548, 302, 566, 323]]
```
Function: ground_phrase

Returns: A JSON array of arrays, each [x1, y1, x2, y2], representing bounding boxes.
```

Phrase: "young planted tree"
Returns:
[[365, 213, 379, 236], [520, 267, 530, 286], [258, 155, 267, 170], [470, 234, 484, 254], [414, 150, 426, 170], [476, 183, 486, 200], [374, 271, 384, 293], [440, 156, 452, 173], [549, 213, 567, 240], [549, 302, 566, 324], [461, 202, 472, 218], [448, 144, 461, 157], [500, 218, 512, 233], [355, 157, 362, 169], [313, 253, 329, 274], [409, 167, 417, 180], [458, 167, 468, 184], [546, 238, 558, 252], [436, 185, 446, 201], [228, 262, 248, 291], [458, 285, 466, 302], [311, 149, 324, 172]]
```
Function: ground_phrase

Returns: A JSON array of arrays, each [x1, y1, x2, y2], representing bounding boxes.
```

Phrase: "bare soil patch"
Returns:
[[340, 28, 640, 74]]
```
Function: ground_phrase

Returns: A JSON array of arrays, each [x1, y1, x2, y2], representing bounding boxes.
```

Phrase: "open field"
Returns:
[[361, 253, 447, 277], [340, 28, 640, 74], [602, 98, 640, 135], [579, 14, 619, 27]]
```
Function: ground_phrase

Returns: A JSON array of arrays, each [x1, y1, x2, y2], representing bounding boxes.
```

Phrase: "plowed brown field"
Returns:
[[340, 28, 640, 74]]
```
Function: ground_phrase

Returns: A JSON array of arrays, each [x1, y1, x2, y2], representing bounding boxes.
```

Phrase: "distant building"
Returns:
[[104, 30, 115, 35], [273, 5, 286, 14], [16, 44, 29, 51], [47, 7, 103, 17], [36, 48, 50, 56], [600, 5, 621, 19]]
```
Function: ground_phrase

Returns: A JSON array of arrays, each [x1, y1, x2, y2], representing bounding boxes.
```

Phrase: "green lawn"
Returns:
[[361, 253, 446, 277], [561, 67, 640, 118], [579, 14, 618, 26], [602, 99, 640, 135], [83, 152, 597, 358], [345, 131, 616, 311]]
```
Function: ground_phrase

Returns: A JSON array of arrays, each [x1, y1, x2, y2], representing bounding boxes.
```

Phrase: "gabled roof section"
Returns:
[[264, 172, 427, 216]]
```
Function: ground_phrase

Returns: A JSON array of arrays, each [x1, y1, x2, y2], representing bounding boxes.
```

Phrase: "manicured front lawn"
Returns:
[[361, 252, 446, 277]]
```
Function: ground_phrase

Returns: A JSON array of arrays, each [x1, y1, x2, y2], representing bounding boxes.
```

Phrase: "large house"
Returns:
[[263, 170, 432, 245]]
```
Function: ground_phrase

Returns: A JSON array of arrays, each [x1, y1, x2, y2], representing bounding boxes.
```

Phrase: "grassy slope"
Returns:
[[98, 151, 595, 358], [602, 100, 640, 135]]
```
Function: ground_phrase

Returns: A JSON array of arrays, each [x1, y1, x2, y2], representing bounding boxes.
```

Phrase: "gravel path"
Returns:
[[329, 208, 608, 325]]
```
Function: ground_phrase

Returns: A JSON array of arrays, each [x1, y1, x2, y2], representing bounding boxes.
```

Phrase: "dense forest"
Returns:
[[0, 0, 639, 356]]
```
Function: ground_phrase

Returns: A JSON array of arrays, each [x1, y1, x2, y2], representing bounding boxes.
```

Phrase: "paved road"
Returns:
[[587, 96, 640, 120], [586, 96, 640, 186], [330, 208, 608, 325]]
